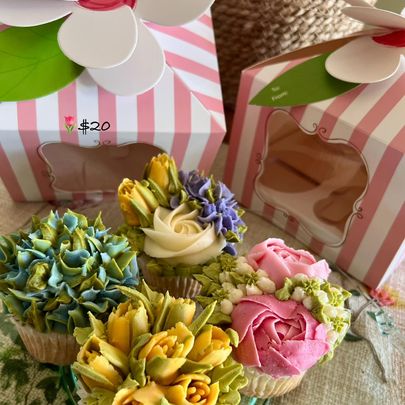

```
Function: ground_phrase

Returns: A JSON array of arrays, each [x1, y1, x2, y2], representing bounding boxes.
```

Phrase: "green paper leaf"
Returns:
[[349, 289, 361, 297], [250, 53, 360, 107], [344, 332, 363, 342], [0, 20, 84, 101]]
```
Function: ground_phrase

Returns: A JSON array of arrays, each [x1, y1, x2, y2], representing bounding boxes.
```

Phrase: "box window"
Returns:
[[39, 142, 164, 193], [255, 110, 368, 246]]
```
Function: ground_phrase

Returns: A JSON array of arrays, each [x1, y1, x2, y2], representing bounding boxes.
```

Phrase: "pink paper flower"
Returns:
[[369, 288, 396, 307], [325, 1, 405, 83], [231, 295, 330, 378], [247, 238, 331, 288]]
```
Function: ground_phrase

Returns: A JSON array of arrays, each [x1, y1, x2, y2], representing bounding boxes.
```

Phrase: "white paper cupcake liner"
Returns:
[[141, 265, 202, 298], [13, 319, 80, 365], [242, 366, 305, 398]]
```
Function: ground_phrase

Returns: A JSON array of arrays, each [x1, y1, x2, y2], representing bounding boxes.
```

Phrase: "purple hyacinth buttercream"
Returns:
[[172, 170, 247, 255]]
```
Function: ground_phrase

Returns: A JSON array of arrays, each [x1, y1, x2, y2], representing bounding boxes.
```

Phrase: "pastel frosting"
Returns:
[[247, 238, 331, 288], [142, 204, 226, 265], [231, 295, 330, 378]]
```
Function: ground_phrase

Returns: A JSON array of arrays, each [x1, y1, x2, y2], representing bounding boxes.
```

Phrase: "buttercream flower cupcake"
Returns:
[[118, 154, 247, 298], [73, 281, 247, 404], [0, 210, 139, 365], [195, 238, 351, 398]]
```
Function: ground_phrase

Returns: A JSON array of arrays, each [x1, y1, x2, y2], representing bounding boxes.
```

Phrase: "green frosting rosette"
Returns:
[[195, 254, 277, 324], [275, 275, 351, 360], [73, 282, 247, 405], [0, 210, 139, 334]]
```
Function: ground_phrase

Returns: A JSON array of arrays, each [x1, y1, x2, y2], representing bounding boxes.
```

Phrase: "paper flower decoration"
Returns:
[[325, 0, 405, 83], [0, 210, 139, 334], [73, 282, 247, 404], [0, 0, 214, 95]]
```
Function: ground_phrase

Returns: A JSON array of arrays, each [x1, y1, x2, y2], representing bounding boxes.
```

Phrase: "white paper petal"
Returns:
[[136, 0, 214, 26], [325, 36, 402, 83], [58, 5, 137, 69], [87, 19, 164, 95], [0, 0, 74, 27], [344, 0, 373, 7], [343, 6, 405, 29]]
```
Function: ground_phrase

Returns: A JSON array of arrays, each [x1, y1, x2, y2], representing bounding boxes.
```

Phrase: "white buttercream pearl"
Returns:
[[236, 262, 255, 275], [246, 284, 263, 296], [219, 272, 231, 283], [315, 290, 329, 305], [303, 296, 313, 310], [256, 269, 269, 278], [220, 299, 234, 315], [222, 282, 235, 292], [327, 330, 339, 345], [323, 305, 338, 318], [294, 273, 308, 282], [228, 288, 244, 304], [236, 256, 248, 264], [291, 287, 306, 302], [336, 308, 351, 320], [256, 278, 276, 294], [237, 284, 247, 295]]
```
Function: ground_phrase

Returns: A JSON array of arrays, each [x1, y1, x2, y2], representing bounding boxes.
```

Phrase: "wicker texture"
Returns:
[[242, 367, 305, 398], [212, 0, 376, 106]]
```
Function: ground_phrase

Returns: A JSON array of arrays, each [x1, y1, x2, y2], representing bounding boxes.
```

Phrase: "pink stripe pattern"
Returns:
[[17, 101, 55, 201], [147, 24, 216, 55], [227, 55, 405, 288], [171, 75, 192, 167]]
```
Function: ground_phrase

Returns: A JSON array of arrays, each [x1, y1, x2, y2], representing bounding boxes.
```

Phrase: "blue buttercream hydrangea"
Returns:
[[172, 170, 247, 255], [0, 210, 139, 334]]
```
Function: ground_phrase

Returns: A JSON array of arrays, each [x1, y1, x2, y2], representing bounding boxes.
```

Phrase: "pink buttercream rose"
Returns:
[[247, 238, 330, 288], [231, 295, 330, 378]]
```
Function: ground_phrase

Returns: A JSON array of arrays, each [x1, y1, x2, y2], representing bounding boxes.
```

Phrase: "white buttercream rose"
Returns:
[[142, 204, 226, 265]]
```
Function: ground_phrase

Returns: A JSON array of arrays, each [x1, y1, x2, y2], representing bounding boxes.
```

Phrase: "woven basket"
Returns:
[[212, 0, 376, 107]]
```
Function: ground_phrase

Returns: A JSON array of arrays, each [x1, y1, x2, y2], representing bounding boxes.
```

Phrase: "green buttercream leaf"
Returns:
[[180, 359, 212, 374], [226, 328, 239, 347], [153, 292, 172, 334], [193, 274, 213, 289], [129, 358, 147, 387], [202, 265, 220, 283], [208, 311, 232, 326], [130, 333, 153, 360], [72, 363, 117, 392], [118, 286, 155, 324], [189, 301, 217, 336]]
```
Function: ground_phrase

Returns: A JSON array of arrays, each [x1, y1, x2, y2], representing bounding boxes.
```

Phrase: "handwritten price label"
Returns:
[[77, 119, 111, 135]]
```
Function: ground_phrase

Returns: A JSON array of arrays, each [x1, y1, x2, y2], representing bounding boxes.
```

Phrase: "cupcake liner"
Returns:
[[13, 319, 80, 365], [242, 366, 305, 398], [141, 265, 202, 298]]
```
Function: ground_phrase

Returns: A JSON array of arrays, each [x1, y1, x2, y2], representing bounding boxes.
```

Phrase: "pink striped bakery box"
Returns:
[[225, 39, 405, 288], [0, 12, 225, 203]]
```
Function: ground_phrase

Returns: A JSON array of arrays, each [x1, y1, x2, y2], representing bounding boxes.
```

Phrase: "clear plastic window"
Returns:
[[255, 110, 368, 246], [39, 142, 164, 193]]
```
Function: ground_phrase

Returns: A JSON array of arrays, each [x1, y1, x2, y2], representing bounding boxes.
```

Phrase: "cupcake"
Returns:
[[118, 153, 247, 298], [0, 210, 139, 365], [195, 238, 351, 398], [73, 281, 247, 404]]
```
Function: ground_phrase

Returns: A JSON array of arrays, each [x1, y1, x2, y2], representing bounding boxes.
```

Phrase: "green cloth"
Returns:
[[0, 311, 71, 404]]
